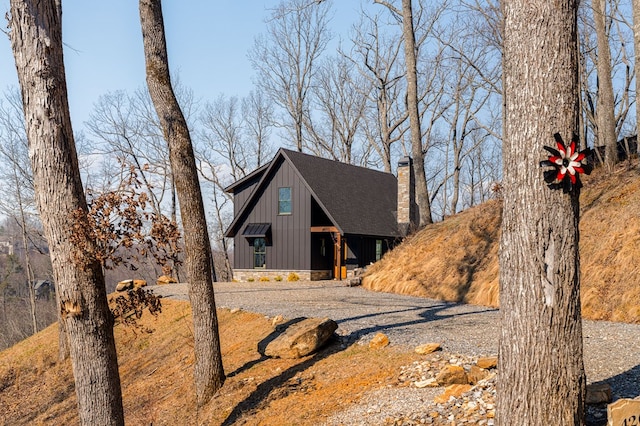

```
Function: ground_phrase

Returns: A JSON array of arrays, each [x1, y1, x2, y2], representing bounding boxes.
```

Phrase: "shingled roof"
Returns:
[[225, 149, 400, 238]]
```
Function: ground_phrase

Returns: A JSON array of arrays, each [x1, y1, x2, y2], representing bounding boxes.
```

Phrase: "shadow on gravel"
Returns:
[[221, 301, 499, 424], [593, 363, 640, 400], [336, 302, 497, 343], [586, 364, 640, 426]]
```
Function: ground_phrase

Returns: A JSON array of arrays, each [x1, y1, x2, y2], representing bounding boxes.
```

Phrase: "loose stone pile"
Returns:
[[389, 353, 497, 425], [326, 350, 499, 426]]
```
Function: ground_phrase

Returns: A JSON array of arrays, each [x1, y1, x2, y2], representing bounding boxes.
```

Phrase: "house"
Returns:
[[33, 280, 54, 300], [224, 149, 417, 281]]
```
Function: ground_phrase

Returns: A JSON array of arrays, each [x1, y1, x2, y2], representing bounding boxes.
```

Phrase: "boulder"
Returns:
[[415, 343, 442, 355], [133, 279, 147, 289], [586, 382, 612, 405], [369, 332, 390, 349], [116, 279, 133, 292], [476, 356, 498, 370], [436, 364, 469, 386], [434, 384, 473, 404], [467, 365, 489, 385], [156, 275, 177, 285], [264, 317, 338, 359]]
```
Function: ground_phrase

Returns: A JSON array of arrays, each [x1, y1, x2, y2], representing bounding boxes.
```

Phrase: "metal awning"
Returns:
[[242, 223, 271, 243]]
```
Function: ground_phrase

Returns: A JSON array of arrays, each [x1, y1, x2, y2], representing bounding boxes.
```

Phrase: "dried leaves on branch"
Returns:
[[109, 288, 162, 334], [69, 164, 182, 272]]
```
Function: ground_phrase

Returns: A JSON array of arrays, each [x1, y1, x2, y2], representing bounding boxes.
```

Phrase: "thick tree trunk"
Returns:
[[499, 1, 586, 425], [8, 1, 124, 425], [592, 0, 618, 169], [139, 0, 225, 406], [633, 0, 640, 148], [401, 0, 433, 226]]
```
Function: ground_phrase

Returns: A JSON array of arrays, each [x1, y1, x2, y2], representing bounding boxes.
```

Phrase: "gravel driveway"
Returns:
[[148, 280, 640, 399]]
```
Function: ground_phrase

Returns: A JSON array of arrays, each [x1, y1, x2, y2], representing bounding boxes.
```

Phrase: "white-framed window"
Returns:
[[278, 187, 292, 215]]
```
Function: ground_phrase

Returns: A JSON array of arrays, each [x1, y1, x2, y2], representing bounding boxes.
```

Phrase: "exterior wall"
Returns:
[[232, 178, 261, 216], [233, 158, 312, 271], [345, 235, 393, 269], [233, 269, 332, 282]]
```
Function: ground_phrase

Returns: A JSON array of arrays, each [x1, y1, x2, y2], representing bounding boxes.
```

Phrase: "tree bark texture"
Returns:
[[401, 0, 433, 226], [592, 0, 618, 169], [499, 1, 586, 425], [139, 0, 225, 406], [8, 1, 124, 425], [633, 0, 640, 148]]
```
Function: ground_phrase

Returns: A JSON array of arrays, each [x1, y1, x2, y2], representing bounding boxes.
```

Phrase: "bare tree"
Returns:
[[349, 9, 408, 172], [0, 88, 38, 334], [375, 0, 434, 225], [635, 0, 640, 143], [139, 0, 225, 405], [592, 0, 619, 169], [305, 54, 369, 164], [249, 0, 332, 152], [195, 91, 274, 281], [498, 0, 586, 424], [8, 1, 124, 424], [242, 90, 275, 168]]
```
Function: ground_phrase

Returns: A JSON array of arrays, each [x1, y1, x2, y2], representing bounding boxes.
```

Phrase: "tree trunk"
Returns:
[[401, 0, 433, 226], [139, 0, 225, 406], [498, 1, 586, 425], [9, 1, 124, 425], [592, 0, 618, 169], [633, 0, 640, 150]]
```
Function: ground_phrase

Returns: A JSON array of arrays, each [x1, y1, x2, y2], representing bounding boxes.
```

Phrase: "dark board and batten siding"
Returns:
[[234, 159, 312, 271]]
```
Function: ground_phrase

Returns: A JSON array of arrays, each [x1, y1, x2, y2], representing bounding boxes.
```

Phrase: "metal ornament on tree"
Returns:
[[540, 132, 593, 193]]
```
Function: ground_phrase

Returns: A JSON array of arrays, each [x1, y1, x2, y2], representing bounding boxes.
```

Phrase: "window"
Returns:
[[253, 238, 266, 268], [375, 239, 383, 261], [278, 187, 292, 215]]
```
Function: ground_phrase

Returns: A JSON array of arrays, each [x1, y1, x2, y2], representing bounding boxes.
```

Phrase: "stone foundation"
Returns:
[[233, 269, 332, 282]]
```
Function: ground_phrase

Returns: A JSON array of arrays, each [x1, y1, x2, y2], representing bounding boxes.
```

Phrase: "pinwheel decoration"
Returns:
[[540, 133, 593, 193]]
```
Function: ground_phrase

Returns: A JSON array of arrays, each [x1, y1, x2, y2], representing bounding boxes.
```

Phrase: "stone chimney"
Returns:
[[397, 156, 417, 236]]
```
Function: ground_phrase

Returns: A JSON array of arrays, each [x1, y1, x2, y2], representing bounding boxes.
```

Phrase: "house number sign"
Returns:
[[608, 399, 640, 426]]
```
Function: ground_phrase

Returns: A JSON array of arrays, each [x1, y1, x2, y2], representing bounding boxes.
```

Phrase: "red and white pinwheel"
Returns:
[[540, 133, 593, 193]]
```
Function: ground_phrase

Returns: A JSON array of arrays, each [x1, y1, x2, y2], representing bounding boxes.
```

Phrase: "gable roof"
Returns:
[[225, 148, 400, 238]]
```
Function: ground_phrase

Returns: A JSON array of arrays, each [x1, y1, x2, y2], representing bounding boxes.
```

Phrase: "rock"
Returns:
[[608, 398, 640, 425], [414, 378, 438, 388], [434, 384, 473, 404], [133, 279, 147, 289], [467, 365, 489, 385], [116, 279, 133, 292], [271, 314, 285, 326], [586, 382, 612, 405], [346, 277, 362, 287], [264, 317, 337, 359], [436, 364, 469, 386], [415, 343, 442, 355], [369, 332, 390, 349], [156, 275, 177, 285], [476, 357, 498, 370]]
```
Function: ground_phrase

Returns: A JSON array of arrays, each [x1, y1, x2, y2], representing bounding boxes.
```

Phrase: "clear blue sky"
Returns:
[[1, 1, 368, 129]]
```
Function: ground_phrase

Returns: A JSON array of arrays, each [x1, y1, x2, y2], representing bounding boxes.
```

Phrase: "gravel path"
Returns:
[[149, 280, 640, 398]]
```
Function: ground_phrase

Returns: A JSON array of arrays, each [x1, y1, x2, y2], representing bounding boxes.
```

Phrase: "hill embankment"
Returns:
[[363, 162, 640, 323]]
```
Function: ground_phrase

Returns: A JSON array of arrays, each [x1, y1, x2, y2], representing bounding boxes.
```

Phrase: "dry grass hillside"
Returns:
[[0, 299, 419, 425], [363, 162, 640, 323]]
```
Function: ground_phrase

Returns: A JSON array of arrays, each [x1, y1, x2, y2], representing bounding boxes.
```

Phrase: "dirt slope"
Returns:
[[0, 299, 419, 425], [363, 162, 640, 323]]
